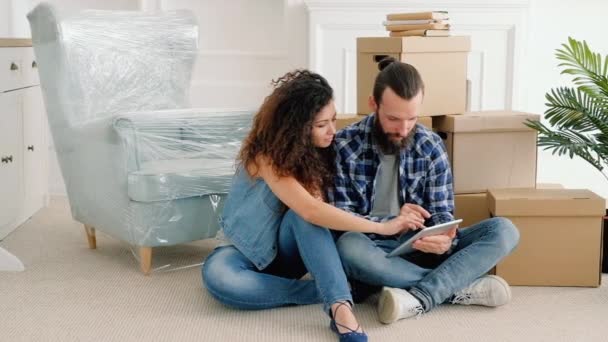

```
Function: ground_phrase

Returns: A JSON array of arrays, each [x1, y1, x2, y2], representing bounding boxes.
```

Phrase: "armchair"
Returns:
[[27, 3, 252, 274]]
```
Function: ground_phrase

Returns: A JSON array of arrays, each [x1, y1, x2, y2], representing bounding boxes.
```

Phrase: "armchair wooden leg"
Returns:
[[84, 225, 96, 249], [139, 247, 153, 275]]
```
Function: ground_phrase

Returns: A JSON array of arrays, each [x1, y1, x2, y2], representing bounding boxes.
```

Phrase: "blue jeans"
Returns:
[[202, 210, 352, 314], [336, 217, 519, 311]]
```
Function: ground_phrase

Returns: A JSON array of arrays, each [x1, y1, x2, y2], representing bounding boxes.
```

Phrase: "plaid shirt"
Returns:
[[327, 114, 454, 227]]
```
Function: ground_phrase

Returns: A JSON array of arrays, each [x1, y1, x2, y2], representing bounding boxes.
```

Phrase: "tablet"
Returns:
[[385, 219, 463, 258]]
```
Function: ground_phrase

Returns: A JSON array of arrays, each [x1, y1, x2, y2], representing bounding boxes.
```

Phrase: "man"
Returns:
[[328, 58, 520, 324]]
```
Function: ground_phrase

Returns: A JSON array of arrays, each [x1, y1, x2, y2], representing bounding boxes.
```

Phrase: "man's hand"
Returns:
[[412, 227, 457, 254]]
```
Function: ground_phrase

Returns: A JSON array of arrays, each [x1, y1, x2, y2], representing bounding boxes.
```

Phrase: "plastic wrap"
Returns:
[[27, 3, 253, 273]]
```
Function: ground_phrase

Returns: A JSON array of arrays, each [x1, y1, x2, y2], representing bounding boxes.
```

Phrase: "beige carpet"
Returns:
[[1, 197, 608, 342]]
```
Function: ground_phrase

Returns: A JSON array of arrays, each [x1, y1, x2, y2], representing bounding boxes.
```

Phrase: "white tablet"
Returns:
[[385, 219, 463, 258]]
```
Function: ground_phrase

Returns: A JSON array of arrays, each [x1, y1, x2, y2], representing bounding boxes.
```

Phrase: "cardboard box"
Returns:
[[537, 183, 564, 189], [455, 185, 565, 230], [418, 116, 432, 129], [434, 111, 540, 194], [357, 36, 470, 116], [336, 115, 432, 130], [488, 188, 605, 287], [455, 193, 490, 228]]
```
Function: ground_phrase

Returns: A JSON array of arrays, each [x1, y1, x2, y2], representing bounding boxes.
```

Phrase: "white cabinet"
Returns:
[[0, 41, 48, 240], [0, 91, 24, 230]]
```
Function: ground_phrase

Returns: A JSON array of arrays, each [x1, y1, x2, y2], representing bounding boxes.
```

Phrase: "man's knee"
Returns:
[[336, 232, 374, 272], [488, 217, 520, 254]]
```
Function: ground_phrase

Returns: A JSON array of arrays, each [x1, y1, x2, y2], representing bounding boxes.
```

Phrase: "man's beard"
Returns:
[[372, 116, 415, 155]]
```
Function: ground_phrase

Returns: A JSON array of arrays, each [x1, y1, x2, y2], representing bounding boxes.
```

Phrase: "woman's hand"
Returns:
[[377, 215, 424, 236], [400, 204, 431, 221]]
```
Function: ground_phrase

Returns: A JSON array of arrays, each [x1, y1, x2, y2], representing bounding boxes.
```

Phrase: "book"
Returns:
[[389, 29, 450, 37], [387, 11, 449, 21], [383, 19, 450, 26], [385, 22, 450, 31]]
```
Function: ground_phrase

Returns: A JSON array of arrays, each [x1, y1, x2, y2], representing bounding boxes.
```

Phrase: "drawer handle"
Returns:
[[27, 145, 35, 151], [10, 62, 19, 71], [32, 61, 37, 68], [1, 155, 13, 163]]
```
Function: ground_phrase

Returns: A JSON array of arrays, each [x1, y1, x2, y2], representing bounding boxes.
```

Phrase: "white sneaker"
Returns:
[[377, 287, 424, 324], [451, 275, 511, 307]]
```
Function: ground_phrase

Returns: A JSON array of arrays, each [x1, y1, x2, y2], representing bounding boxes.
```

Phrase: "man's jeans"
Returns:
[[202, 210, 352, 314], [336, 217, 519, 311]]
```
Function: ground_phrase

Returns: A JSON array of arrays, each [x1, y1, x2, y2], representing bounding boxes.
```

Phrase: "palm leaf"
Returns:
[[525, 120, 604, 171], [526, 37, 608, 181], [544, 87, 608, 133], [556, 37, 608, 98]]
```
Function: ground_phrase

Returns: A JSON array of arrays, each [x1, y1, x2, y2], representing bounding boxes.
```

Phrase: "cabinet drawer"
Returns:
[[0, 47, 39, 92]]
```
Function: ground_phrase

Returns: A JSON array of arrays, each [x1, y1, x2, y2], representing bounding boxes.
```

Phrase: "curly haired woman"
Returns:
[[202, 70, 409, 342]]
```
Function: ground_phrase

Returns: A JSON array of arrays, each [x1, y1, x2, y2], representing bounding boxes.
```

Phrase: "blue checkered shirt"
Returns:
[[327, 114, 454, 228]]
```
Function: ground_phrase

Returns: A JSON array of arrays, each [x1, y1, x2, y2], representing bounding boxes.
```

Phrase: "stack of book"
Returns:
[[383, 11, 451, 37]]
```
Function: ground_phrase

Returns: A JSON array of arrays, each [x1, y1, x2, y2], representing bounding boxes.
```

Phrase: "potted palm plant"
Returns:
[[525, 37, 608, 272]]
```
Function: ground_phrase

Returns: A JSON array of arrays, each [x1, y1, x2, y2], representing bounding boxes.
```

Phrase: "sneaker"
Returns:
[[377, 287, 424, 324], [451, 275, 511, 307]]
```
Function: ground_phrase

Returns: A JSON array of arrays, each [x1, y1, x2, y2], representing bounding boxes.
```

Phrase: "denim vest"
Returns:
[[220, 166, 286, 270]]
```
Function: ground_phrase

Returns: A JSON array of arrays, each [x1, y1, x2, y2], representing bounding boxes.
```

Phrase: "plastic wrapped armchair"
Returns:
[[27, 3, 253, 274]]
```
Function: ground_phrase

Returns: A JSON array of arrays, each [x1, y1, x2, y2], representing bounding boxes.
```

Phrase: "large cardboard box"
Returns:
[[434, 111, 540, 194], [336, 115, 432, 130], [357, 36, 470, 116], [455, 185, 566, 231], [488, 188, 605, 287]]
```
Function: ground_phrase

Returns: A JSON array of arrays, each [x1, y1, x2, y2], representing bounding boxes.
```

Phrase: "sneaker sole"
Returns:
[[484, 275, 512, 306], [377, 287, 398, 324]]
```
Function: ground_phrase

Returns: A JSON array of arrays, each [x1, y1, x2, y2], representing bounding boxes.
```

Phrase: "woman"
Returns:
[[202, 70, 409, 341]]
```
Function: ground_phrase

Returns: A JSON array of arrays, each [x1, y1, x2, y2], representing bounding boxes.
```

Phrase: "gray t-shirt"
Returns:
[[370, 153, 400, 217]]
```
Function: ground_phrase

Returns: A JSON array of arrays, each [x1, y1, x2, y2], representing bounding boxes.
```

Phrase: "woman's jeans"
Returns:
[[336, 217, 520, 311], [202, 210, 352, 314]]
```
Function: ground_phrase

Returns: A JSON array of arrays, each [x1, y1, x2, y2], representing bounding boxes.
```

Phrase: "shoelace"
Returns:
[[407, 303, 424, 319], [452, 287, 494, 305], [451, 293, 472, 305]]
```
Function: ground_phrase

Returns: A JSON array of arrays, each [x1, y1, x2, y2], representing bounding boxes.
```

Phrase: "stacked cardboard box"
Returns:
[[433, 114, 603, 287], [357, 36, 470, 117], [355, 17, 605, 286], [434, 111, 540, 194]]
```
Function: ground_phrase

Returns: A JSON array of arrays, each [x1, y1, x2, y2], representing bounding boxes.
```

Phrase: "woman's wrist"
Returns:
[[371, 222, 383, 234]]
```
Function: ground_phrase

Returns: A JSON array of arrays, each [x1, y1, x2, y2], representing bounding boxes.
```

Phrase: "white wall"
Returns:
[[522, 0, 608, 198], [162, 0, 289, 109], [0, 1, 11, 36]]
